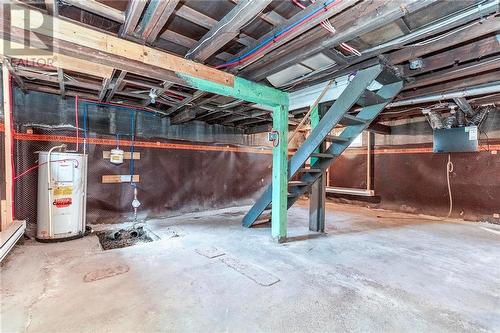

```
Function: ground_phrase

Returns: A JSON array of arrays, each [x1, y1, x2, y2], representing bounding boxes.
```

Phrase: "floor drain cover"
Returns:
[[96, 226, 159, 250]]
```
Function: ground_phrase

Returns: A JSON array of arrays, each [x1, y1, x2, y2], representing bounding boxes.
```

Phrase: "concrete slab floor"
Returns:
[[1, 200, 500, 333]]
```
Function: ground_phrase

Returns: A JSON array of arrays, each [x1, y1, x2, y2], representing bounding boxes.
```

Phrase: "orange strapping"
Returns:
[[13, 132, 273, 155]]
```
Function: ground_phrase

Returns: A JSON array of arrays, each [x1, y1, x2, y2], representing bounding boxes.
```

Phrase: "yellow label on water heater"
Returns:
[[53, 186, 73, 196]]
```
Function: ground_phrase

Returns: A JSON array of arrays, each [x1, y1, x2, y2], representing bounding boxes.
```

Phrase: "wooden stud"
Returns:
[[64, 0, 125, 23], [44, 0, 58, 16], [5, 5, 234, 87], [57, 68, 65, 98], [102, 175, 140, 184], [271, 104, 288, 241], [121, 0, 148, 36], [103, 151, 140, 160], [3, 58, 26, 92], [98, 77, 112, 101], [2, 64, 14, 229], [233, 0, 361, 70], [106, 71, 127, 102], [186, 0, 273, 62]]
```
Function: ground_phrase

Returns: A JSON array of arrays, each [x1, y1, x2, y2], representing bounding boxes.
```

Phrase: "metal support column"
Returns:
[[309, 104, 326, 232], [271, 104, 288, 241]]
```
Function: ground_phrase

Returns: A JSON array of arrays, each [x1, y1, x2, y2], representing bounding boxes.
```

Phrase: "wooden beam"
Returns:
[[64, 0, 125, 23], [260, 11, 285, 26], [121, 0, 148, 36], [399, 71, 500, 99], [135, 0, 180, 44], [3, 6, 234, 87], [245, 0, 436, 81], [165, 90, 206, 115], [387, 16, 500, 65], [98, 77, 112, 101], [366, 123, 391, 135], [290, 4, 499, 90], [175, 5, 257, 48], [244, 123, 272, 134], [3, 5, 287, 108], [321, 49, 348, 66], [402, 35, 500, 76], [171, 108, 197, 124], [102, 175, 140, 184], [404, 56, 500, 90], [160, 30, 234, 62], [395, 18, 411, 34], [2, 65, 14, 229], [4, 58, 26, 91], [106, 71, 127, 102], [0, 39, 114, 79], [233, 0, 361, 70], [23, 82, 100, 99], [44, 0, 58, 16], [186, 0, 273, 62], [14, 68, 101, 90], [57, 68, 65, 98]]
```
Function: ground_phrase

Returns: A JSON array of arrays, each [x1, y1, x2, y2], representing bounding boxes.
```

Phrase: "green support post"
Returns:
[[271, 104, 288, 241], [310, 105, 320, 166], [309, 104, 326, 232], [180, 72, 290, 241]]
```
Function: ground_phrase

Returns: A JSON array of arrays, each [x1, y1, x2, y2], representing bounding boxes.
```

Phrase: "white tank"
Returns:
[[36, 151, 88, 241]]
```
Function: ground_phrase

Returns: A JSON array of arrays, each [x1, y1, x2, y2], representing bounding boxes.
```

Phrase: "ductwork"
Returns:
[[387, 82, 500, 107]]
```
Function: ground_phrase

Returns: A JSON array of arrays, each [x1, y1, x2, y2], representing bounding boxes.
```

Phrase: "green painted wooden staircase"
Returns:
[[242, 64, 403, 228]]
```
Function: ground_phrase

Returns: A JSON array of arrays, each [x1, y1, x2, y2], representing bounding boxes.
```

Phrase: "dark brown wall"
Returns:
[[329, 143, 500, 222], [14, 129, 271, 229]]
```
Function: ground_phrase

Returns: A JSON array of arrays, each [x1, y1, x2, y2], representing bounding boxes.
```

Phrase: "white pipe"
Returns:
[[47, 144, 66, 237], [387, 83, 500, 108], [363, 0, 499, 55]]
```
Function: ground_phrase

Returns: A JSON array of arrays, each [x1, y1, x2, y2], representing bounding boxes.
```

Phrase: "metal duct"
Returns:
[[456, 109, 466, 127], [387, 82, 500, 107], [428, 111, 444, 129]]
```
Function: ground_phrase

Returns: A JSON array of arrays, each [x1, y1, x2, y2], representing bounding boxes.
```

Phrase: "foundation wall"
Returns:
[[328, 114, 500, 222]]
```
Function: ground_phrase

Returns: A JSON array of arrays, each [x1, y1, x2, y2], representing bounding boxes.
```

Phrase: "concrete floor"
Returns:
[[2, 201, 500, 332]]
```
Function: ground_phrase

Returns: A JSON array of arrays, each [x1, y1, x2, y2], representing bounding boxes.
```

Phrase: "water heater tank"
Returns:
[[36, 151, 88, 242]]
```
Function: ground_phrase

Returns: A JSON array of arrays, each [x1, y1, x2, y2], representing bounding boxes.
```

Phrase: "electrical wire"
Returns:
[[129, 110, 137, 185], [445, 153, 454, 218], [216, 0, 341, 69], [14, 159, 80, 180]]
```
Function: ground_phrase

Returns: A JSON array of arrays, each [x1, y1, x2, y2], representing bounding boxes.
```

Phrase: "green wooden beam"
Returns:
[[178, 74, 288, 107], [179, 72, 289, 241], [271, 104, 288, 241]]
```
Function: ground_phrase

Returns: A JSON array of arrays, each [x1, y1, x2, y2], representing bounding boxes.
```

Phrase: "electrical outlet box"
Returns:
[[433, 126, 478, 153]]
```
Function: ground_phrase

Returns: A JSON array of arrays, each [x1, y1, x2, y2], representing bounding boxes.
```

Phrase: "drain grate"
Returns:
[[96, 226, 159, 250]]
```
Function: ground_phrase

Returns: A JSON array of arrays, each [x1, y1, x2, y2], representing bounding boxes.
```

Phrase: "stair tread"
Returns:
[[357, 89, 387, 107], [288, 180, 309, 186], [339, 114, 368, 126], [376, 68, 401, 84], [325, 135, 350, 143], [310, 152, 336, 158], [298, 168, 322, 173]]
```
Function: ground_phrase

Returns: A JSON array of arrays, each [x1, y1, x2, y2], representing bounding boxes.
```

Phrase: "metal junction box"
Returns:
[[433, 126, 478, 153]]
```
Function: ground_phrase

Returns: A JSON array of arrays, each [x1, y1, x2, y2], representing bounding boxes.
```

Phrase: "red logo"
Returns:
[[53, 198, 72, 208]]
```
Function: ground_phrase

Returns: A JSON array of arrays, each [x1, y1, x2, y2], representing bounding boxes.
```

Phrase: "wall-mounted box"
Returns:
[[433, 126, 478, 153]]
